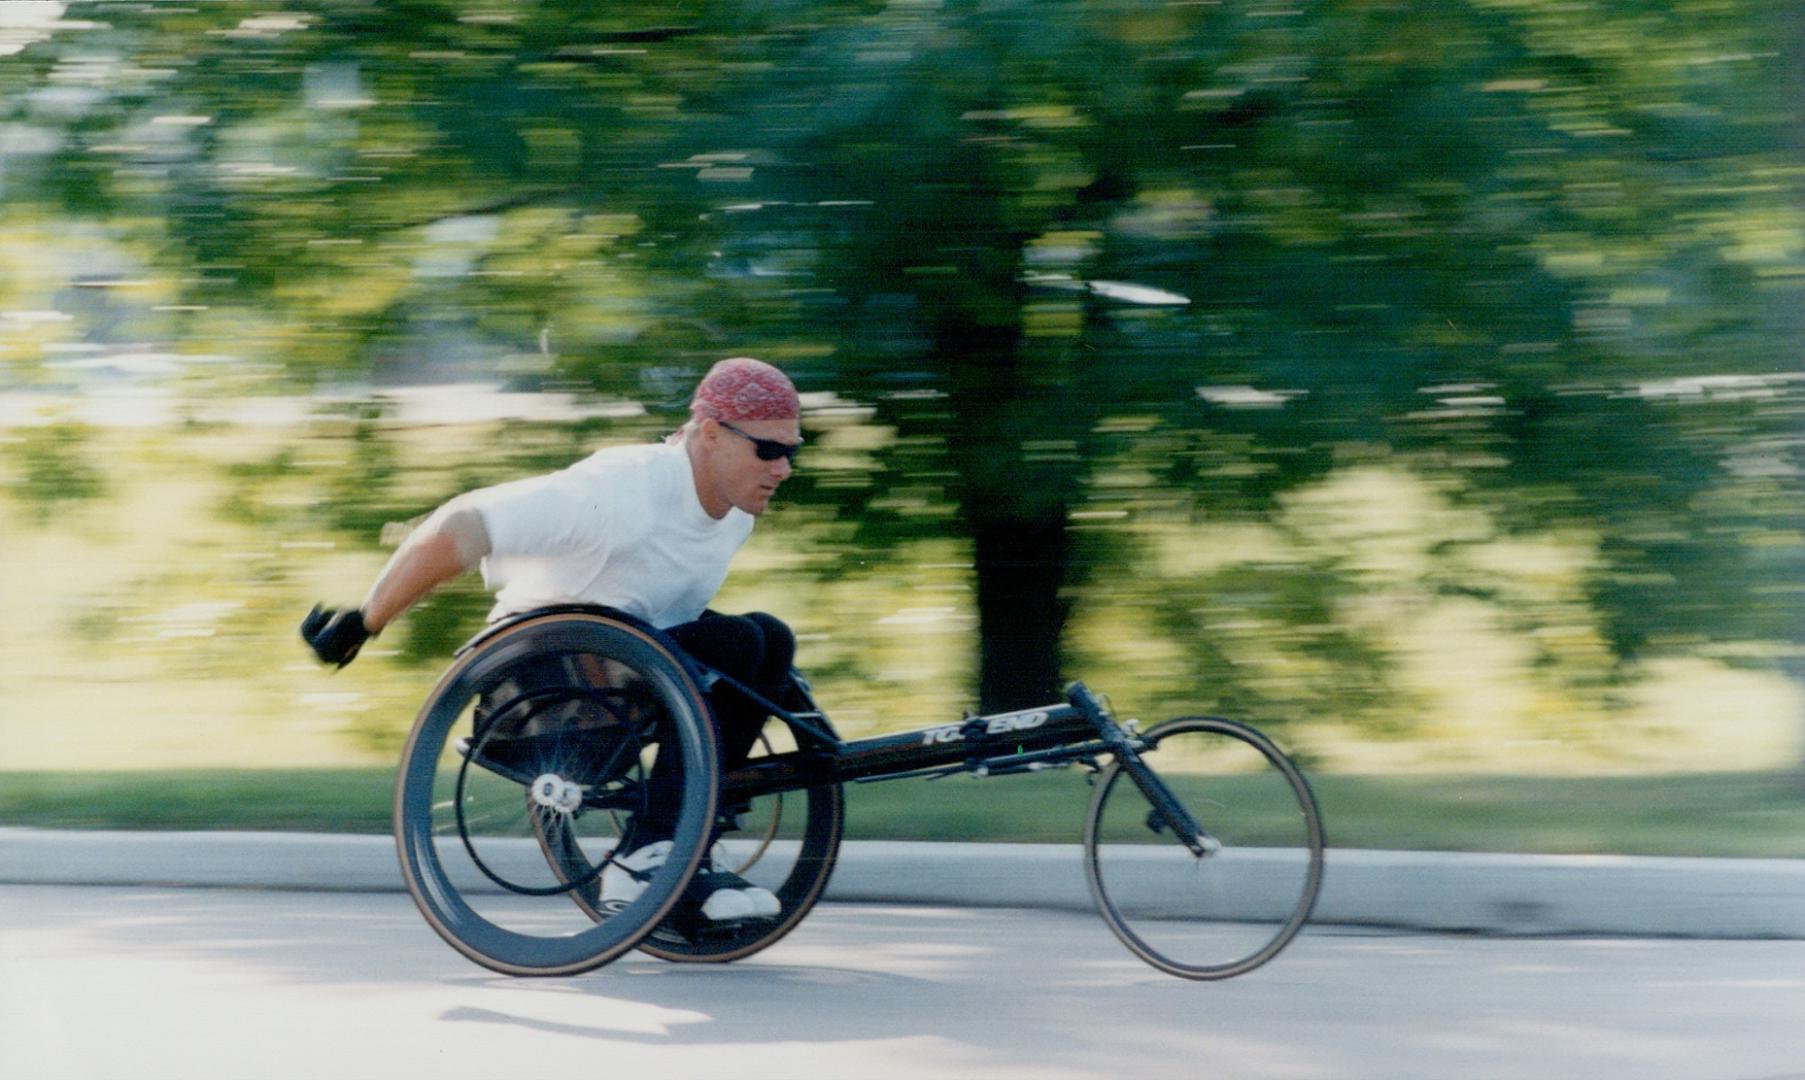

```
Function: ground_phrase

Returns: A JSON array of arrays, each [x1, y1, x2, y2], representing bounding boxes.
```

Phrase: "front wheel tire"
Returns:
[[1083, 716, 1324, 980]]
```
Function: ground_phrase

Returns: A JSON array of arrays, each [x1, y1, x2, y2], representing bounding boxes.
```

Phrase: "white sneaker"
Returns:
[[599, 840, 672, 914], [699, 885, 758, 921], [742, 884, 782, 918], [704, 845, 781, 918], [602, 839, 780, 922]]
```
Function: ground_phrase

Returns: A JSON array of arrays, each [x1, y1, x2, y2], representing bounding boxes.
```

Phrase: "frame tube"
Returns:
[[720, 703, 1101, 801]]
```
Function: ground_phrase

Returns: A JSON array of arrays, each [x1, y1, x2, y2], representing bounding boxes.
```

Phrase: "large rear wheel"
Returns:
[[394, 611, 718, 976], [537, 718, 845, 964]]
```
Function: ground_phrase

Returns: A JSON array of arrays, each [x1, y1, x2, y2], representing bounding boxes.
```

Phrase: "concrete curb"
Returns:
[[5, 828, 1804, 938]]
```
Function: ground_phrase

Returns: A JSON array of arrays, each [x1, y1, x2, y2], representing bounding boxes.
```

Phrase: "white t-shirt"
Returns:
[[467, 441, 755, 628]]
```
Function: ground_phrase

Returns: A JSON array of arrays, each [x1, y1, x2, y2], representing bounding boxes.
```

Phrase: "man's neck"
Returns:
[[683, 435, 732, 520]]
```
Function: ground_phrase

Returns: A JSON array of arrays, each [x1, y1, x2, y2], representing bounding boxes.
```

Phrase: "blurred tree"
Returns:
[[3, 0, 1799, 718], [2, 420, 105, 521]]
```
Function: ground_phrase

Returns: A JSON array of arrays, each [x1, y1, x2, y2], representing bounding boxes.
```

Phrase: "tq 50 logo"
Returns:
[[921, 710, 1050, 746]]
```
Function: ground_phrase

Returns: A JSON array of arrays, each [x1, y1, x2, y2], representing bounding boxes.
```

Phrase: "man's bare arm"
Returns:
[[361, 499, 492, 631], [300, 498, 492, 666]]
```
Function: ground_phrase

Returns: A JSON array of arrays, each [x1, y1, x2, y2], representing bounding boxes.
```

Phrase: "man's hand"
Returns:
[[301, 605, 373, 668]]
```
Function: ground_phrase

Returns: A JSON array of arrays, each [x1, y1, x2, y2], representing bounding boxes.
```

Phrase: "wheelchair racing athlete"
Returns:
[[300, 357, 805, 926]]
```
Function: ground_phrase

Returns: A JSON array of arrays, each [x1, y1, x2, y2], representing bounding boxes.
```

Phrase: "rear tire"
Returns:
[[394, 611, 718, 976], [537, 720, 845, 964]]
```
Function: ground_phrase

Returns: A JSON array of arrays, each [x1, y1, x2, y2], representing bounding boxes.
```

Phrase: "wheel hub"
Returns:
[[530, 773, 584, 814]]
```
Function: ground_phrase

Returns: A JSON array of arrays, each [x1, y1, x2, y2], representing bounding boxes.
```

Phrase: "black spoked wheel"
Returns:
[[538, 721, 845, 964], [395, 611, 718, 977], [1083, 717, 1324, 980]]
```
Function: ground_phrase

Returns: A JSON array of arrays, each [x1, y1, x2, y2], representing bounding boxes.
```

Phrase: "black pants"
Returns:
[[639, 610, 795, 842]]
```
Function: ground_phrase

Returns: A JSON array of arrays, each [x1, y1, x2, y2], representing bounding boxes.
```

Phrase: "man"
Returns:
[[301, 356, 804, 924]]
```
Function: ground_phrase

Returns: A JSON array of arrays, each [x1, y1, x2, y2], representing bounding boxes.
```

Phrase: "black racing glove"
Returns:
[[301, 605, 373, 668]]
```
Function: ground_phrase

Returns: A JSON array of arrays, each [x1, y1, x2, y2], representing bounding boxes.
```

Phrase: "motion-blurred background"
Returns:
[[2, 1, 1801, 850]]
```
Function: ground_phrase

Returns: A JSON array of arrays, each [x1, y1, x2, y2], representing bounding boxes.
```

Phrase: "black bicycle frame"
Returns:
[[455, 606, 1210, 854], [710, 674, 1207, 856]]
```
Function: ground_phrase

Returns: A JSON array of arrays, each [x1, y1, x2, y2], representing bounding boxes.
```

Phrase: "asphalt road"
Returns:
[[5, 885, 1804, 1080]]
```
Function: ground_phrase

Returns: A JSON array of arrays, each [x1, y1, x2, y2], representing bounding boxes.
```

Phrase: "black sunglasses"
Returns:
[[718, 421, 801, 463]]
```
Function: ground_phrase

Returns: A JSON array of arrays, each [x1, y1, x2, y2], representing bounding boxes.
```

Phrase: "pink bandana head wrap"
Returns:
[[689, 357, 799, 422]]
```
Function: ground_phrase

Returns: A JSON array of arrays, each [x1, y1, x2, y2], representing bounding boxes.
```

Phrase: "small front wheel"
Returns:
[[1083, 717, 1324, 980]]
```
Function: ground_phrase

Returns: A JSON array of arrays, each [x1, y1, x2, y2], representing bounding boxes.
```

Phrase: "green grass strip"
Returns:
[[3, 768, 1804, 857]]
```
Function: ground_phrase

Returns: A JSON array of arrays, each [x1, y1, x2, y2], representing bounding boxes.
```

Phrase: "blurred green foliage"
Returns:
[[0, 1, 1800, 760], [1, 420, 106, 520]]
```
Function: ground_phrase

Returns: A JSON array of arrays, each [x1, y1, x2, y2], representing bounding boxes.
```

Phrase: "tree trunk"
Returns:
[[1784, 655, 1805, 798], [969, 506, 1072, 714], [914, 133, 1080, 714], [937, 314, 1077, 715]]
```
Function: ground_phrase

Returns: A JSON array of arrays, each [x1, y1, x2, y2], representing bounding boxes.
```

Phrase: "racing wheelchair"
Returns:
[[394, 605, 1325, 981]]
